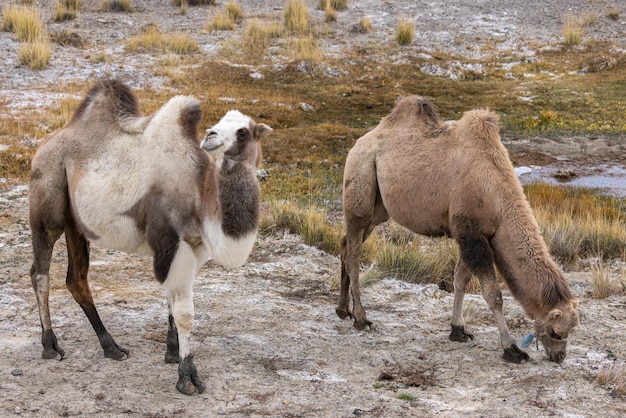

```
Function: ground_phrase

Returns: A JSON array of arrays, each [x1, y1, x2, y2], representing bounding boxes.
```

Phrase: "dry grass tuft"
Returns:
[[100, 0, 133, 12], [225, 1, 243, 23], [606, 9, 619, 21], [563, 15, 584, 47], [285, 36, 321, 60], [1, 5, 45, 43], [50, 28, 86, 47], [126, 25, 198, 54], [358, 16, 372, 32], [323, 1, 337, 23], [209, 13, 235, 31], [241, 19, 283, 56], [526, 183, 626, 266], [283, 0, 310, 36], [396, 19, 414, 45], [581, 11, 599, 27], [260, 200, 342, 255], [54, 0, 81, 21], [317, 0, 348, 10], [172, 0, 216, 5], [19, 40, 51, 70], [597, 362, 626, 396], [362, 225, 458, 290]]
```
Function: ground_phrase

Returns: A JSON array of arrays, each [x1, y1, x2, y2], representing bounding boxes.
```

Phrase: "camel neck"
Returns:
[[492, 197, 573, 319], [218, 161, 260, 239]]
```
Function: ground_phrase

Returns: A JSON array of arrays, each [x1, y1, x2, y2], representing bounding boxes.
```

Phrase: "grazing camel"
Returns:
[[337, 96, 579, 364], [28, 80, 272, 395]]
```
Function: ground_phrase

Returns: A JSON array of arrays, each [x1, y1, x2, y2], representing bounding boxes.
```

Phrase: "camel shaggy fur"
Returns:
[[338, 96, 579, 364], [28, 80, 272, 395]]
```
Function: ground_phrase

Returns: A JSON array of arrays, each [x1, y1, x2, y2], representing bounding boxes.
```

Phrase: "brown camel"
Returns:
[[337, 96, 579, 364], [28, 80, 272, 395]]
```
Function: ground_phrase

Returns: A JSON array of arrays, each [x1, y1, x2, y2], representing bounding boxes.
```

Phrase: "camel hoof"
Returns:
[[104, 344, 129, 361], [503, 344, 530, 364], [177, 355, 206, 396], [353, 318, 372, 331], [336, 308, 353, 320], [449, 325, 474, 342], [165, 351, 180, 364], [42, 347, 64, 360]]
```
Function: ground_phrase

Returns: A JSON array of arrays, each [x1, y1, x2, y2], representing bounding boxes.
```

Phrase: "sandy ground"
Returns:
[[1, 1, 626, 417]]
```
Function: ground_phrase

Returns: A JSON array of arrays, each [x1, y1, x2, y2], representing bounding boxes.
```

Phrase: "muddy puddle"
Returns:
[[517, 163, 626, 197]]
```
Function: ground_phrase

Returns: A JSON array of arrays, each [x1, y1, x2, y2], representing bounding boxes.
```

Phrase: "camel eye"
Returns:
[[549, 330, 562, 340], [236, 128, 249, 141]]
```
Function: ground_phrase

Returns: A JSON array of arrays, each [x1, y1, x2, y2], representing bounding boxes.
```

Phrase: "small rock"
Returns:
[[11, 369, 23, 376]]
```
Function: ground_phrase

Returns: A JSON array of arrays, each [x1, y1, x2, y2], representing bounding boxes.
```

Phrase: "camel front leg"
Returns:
[[479, 272, 529, 363], [162, 241, 205, 395], [449, 259, 475, 342]]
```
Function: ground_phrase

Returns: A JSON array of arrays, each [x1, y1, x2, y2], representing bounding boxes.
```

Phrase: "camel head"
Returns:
[[533, 298, 580, 363], [201, 110, 272, 168]]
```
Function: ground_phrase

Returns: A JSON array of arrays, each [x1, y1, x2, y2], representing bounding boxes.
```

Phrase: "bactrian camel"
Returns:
[[337, 96, 579, 364], [29, 79, 272, 395]]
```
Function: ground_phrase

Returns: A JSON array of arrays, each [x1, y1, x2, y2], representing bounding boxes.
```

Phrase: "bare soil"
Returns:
[[1, 1, 626, 417]]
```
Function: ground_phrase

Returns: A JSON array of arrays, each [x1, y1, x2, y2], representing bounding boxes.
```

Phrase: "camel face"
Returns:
[[201, 110, 271, 168], [534, 301, 580, 363]]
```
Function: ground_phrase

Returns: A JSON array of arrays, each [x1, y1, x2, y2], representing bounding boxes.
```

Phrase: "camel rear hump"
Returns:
[[143, 95, 202, 145], [456, 109, 501, 146]]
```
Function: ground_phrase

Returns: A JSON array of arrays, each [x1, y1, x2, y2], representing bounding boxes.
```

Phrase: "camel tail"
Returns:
[[68, 79, 140, 126]]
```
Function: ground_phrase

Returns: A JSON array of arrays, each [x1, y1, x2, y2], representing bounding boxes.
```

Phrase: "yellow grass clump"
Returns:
[[317, 0, 348, 10], [1, 5, 45, 43], [286, 36, 321, 60], [323, 0, 337, 23], [172, 0, 216, 5], [241, 19, 283, 56], [54, 0, 81, 21], [225, 1, 243, 23], [100, 0, 133, 12], [19, 40, 52, 70], [526, 183, 626, 266], [563, 15, 584, 46], [358, 16, 372, 32], [597, 362, 626, 396], [283, 0, 310, 36], [209, 13, 235, 30], [260, 200, 342, 255], [396, 19, 414, 45], [606, 10, 619, 21], [126, 26, 199, 54]]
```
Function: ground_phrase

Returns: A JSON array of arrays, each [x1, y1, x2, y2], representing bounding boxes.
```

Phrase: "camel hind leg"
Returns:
[[337, 195, 389, 330], [29, 175, 68, 360], [30, 223, 65, 360], [64, 219, 129, 360]]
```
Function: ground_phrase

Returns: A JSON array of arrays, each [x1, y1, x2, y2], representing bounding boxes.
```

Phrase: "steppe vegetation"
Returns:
[[0, 0, 624, 298]]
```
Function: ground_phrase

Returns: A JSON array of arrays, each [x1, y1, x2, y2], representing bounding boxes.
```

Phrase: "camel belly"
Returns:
[[69, 170, 152, 255]]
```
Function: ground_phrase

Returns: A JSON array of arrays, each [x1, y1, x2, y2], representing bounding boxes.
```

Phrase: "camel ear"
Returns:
[[548, 309, 562, 320], [254, 123, 272, 141], [571, 298, 579, 310]]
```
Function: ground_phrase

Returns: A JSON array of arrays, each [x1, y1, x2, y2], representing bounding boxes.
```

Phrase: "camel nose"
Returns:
[[550, 350, 566, 363]]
